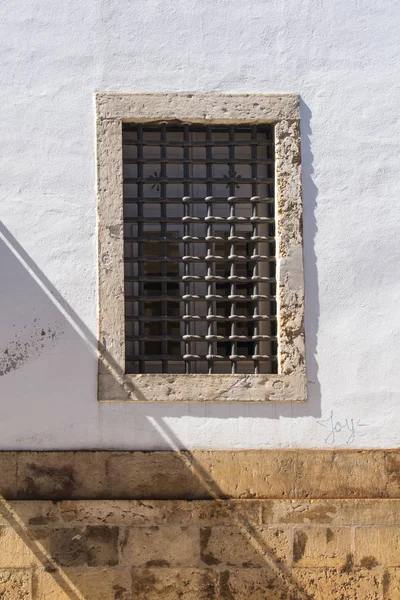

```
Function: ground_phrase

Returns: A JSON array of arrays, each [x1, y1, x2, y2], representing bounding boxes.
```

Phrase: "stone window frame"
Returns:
[[96, 92, 306, 403]]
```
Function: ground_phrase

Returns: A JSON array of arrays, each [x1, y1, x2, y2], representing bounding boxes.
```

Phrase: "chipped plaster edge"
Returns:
[[96, 92, 306, 403]]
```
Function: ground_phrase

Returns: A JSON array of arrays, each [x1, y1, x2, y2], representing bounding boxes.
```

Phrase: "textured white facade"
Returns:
[[0, 0, 399, 449]]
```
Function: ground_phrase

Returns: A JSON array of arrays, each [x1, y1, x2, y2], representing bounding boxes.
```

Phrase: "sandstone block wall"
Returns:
[[0, 450, 398, 599]]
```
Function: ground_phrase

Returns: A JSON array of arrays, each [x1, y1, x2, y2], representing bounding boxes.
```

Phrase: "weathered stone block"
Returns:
[[294, 451, 387, 499], [262, 499, 400, 526], [193, 451, 297, 498], [193, 500, 261, 526], [386, 453, 400, 498], [0, 568, 32, 599], [132, 568, 218, 600], [0, 527, 40, 568], [263, 500, 338, 525], [31, 527, 86, 567], [0, 454, 17, 499], [292, 527, 352, 567], [293, 567, 382, 599], [382, 568, 400, 599], [17, 453, 108, 500], [355, 527, 400, 567], [200, 526, 290, 568], [60, 500, 193, 526], [87, 525, 118, 566], [1, 502, 60, 528], [218, 568, 380, 600], [33, 567, 131, 599], [218, 568, 291, 600], [108, 452, 207, 499], [120, 526, 199, 567], [344, 500, 400, 526]]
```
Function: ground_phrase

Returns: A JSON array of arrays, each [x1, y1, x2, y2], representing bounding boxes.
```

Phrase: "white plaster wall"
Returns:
[[0, 0, 399, 449]]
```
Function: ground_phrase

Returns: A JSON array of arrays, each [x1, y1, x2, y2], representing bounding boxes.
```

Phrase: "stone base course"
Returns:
[[0, 449, 399, 500], [0, 499, 396, 598], [0, 450, 398, 598]]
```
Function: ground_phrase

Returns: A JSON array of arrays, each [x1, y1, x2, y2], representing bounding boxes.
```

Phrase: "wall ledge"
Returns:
[[0, 449, 398, 500]]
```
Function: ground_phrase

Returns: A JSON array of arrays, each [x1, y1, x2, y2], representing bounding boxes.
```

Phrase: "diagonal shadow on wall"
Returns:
[[0, 211, 321, 597], [0, 100, 319, 443], [0, 99, 320, 597]]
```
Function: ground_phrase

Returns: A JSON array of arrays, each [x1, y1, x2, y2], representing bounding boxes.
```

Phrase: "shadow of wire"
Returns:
[[148, 416, 312, 599], [0, 192, 317, 597], [0, 499, 84, 599]]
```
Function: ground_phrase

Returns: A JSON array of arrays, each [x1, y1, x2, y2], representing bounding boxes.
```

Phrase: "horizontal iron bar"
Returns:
[[125, 217, 188, 223], [126, 334, 275, 342], [124, 216, 274, 224], [125, 295, 271, 302], [124, 235, 274, 242], [125, 275, 275, 282], [125, 315, 275, 322], [126, 354, 276, 361], [123, 197, 274, 204], [183, 255, 274, 262], [183, 216, 274, 223], [126, 354, 276, 362], [124, 177, 273, 184], [122, 140, 273, 147], [124, 255, 274, 263], [124, 158, 274, 165]]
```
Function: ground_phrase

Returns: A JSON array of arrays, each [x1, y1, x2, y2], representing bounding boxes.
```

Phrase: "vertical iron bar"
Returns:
[[228, 197, 236, 374], [269, 125, 277, 373], [183, 125, 191, 374], [160, 124, 168, 373], [251, 125, 259, 374], [183, 197, 190, 373], [137, 125, 145, 374], [206, 126, 214, 373], [251, 198, 259, 374], [228, 126, 237, 374], [206, 197, 214, 374]]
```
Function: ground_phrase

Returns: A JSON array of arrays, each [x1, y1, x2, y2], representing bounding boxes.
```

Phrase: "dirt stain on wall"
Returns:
[[0, 320, 63, 376]]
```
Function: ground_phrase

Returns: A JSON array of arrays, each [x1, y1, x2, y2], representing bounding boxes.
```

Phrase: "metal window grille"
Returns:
[[123, 122, 277, 375]]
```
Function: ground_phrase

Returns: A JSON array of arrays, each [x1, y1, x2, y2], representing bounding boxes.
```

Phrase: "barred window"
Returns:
[[97, 93, 306, 402], [123, 123, 277, 375]]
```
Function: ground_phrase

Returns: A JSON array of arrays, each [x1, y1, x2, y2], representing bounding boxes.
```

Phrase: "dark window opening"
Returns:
[[123, 122, 277, 374]]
